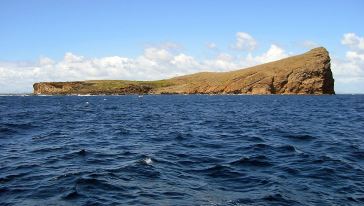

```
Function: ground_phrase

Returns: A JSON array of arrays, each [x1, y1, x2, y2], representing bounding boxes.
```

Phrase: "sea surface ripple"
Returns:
[[0, 95, 364, 205]]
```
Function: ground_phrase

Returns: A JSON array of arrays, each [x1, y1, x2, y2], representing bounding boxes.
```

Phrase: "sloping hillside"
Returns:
[[33, 47, 335, 95]]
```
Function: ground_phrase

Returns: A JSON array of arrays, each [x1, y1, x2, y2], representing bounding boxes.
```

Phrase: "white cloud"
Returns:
[[332, 58, 364, 79], [143, 47, 173, 61], [346, 51, 364, 62], [171, 54, 199, 69], [39, 57, 54, 66], [203, 53, 238, 72], [64, 52, 84, 63], [331, 33, 364, 93], [341, 33, 364, 51], [247, 44, 288, 64], [234, 32, 257, 51]]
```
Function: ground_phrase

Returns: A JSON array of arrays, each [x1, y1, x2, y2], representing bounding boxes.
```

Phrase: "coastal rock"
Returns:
[[33, 47, 335, 95]]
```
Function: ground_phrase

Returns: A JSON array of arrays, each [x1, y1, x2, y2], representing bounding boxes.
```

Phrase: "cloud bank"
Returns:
[[332, 33, 364, 93], [0, 33, 288, 93], [0, 32, 363, 93]]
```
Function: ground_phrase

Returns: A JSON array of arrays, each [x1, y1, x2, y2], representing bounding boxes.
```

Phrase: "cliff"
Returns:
[[33, 47, 335, 95]]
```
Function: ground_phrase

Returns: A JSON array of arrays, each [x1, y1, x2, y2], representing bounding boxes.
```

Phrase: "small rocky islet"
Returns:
[[33, 47, 335, 95]]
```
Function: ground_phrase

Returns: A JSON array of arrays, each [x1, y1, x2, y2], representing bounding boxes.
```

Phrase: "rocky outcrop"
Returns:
[[33, 47, 335, 95], [33, 82, 85, 94]]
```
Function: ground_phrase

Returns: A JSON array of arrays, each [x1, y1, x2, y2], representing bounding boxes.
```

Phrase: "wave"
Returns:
[[230, 155, 273, 167], [197, 164, 243, 178], [284, 134, 316, 141]]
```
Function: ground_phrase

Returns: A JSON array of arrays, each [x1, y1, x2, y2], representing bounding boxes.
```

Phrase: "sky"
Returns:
[[0, 0, 363, 93]]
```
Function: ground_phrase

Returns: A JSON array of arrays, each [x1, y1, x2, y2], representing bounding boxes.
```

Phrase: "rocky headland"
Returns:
[[33, 47, 335, 95]]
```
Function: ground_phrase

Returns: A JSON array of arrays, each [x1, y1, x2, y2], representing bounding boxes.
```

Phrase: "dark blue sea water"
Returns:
[[0, 95, 364, 205]]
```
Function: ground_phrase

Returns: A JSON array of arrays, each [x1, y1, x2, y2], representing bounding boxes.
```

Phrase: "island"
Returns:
[[33, 47, 335, 95]]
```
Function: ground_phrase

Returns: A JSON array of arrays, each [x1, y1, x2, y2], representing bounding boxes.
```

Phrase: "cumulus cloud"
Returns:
[[341, 33, 364, 51], [202, 53, 238, 72], [143, 47, 173, 61], [331, 33, 364, 93], [245, 44, 288, 64], [234, 32, 257, 51]]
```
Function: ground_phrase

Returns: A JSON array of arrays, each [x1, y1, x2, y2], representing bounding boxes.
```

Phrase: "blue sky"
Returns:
[[0, 0, 363, 93]]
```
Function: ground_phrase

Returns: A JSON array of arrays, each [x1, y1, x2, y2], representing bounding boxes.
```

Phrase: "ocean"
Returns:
[[0, 95, 363, 205]]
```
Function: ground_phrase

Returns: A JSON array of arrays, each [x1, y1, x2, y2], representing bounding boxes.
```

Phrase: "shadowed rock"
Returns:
[[33, 47, 334, 95]]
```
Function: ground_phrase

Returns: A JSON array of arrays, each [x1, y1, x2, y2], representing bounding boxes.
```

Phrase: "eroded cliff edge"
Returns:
[[33, 47, 335, 95]]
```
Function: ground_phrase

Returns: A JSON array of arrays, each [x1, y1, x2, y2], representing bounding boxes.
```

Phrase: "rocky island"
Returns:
[[33, 47, 335, 95]]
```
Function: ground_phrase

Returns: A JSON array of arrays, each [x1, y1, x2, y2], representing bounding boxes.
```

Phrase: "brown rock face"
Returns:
[[33, 47, 335, 95]]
